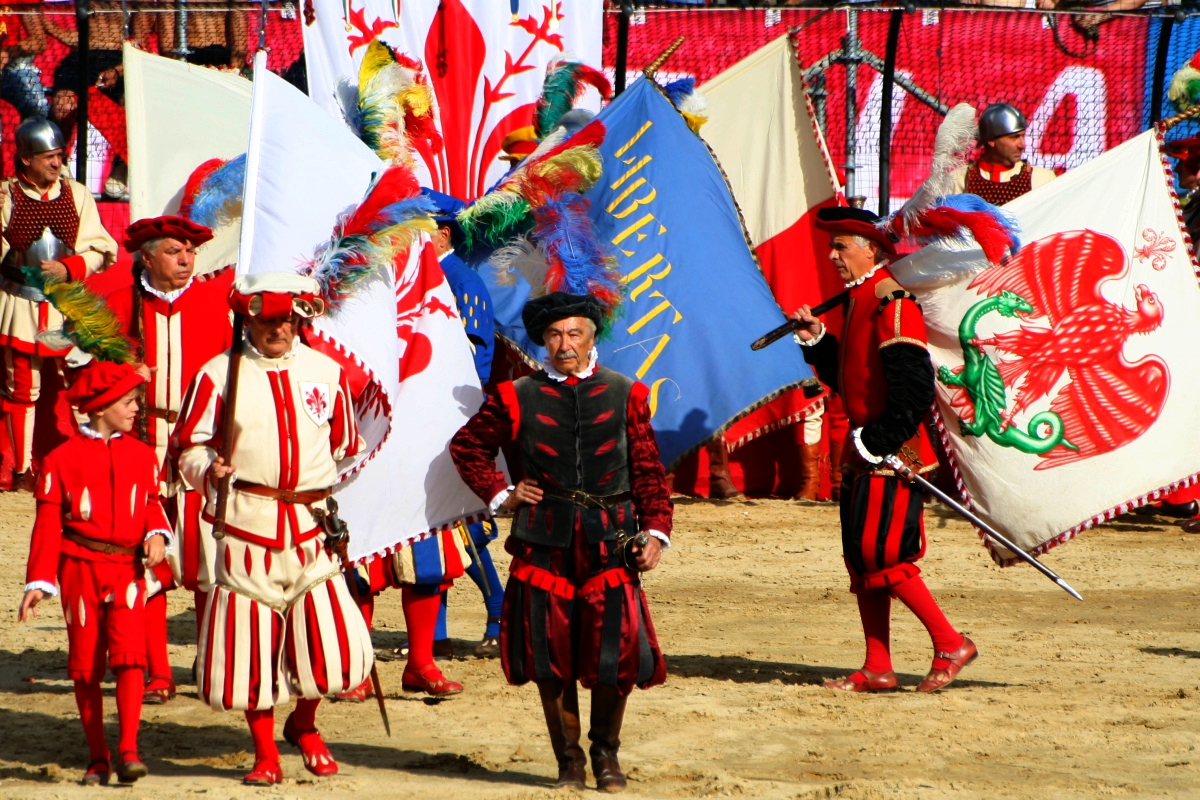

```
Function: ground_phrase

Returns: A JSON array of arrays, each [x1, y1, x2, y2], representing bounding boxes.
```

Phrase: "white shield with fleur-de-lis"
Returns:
[[300, 382, 332, 427]]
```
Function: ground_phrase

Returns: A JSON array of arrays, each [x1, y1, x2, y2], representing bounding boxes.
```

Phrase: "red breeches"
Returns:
[[59, 556, 147, 682]]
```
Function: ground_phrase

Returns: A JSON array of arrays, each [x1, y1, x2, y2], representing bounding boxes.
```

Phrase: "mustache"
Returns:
[[554, 350, 579, 360]]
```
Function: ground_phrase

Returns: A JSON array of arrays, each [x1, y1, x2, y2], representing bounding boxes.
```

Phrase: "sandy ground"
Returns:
[[1, 490, 1198, 799]]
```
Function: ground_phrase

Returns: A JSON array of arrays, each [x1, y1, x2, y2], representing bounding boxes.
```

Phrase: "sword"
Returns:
[[313, 498, 392, 736], [883, 455, 1083, 602], [456, 521, 490, 599], [751, 290, 850, 351]]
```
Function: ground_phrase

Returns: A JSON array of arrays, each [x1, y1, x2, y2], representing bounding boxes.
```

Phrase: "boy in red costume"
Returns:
[[18, 360, 173, 784]]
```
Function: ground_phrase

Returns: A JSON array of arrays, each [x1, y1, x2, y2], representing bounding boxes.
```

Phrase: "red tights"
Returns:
[[74, 666, 143, 763], [143, 592, 173, 691], [244, 698, 322, 764], [401, 587, 440, 672], [857, 576, 963, 673]]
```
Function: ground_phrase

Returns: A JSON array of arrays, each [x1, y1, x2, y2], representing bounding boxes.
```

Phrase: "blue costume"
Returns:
[[423, 188, 506, 651]]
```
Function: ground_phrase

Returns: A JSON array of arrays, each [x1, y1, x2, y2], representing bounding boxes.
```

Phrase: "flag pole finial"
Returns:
[[643, 36, 685, 80]]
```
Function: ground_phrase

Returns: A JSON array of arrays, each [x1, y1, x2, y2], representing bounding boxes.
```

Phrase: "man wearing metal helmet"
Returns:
[[0, 117, 118, 490], [952, 103, 1056, 205]]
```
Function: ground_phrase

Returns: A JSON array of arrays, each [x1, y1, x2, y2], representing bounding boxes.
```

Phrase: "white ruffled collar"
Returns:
[[844, 261, 888, 289], [544, 347, 599, 382], [139, 269, 193, 303]]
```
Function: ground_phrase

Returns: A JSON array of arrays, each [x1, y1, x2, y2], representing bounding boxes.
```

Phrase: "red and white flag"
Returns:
[[301, 0, 602, 200], [893, 130, 1200, 562], [687, 36, 841, 494], [240, 53, 486, 562]]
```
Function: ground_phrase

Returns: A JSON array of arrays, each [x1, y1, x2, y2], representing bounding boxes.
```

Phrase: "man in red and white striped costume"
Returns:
[[89, 215, 234, 705], [171, 272, 372, 786], [0, 118, 117, 488]]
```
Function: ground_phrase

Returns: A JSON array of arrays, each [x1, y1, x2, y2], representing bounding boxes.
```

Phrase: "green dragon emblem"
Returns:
[[937, 290, 1076, 455]]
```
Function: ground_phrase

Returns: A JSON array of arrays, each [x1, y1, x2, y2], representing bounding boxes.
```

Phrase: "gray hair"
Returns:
[[138, 237, 169, 260]]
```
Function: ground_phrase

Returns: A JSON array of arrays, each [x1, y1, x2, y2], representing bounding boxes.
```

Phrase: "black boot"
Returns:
[[589, 685, 629, 792], [537, 680, 586, 789]]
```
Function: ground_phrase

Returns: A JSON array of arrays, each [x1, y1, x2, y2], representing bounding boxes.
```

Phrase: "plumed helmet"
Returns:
[[978, 104, 1027, 143], [15, 117, 65, 160]]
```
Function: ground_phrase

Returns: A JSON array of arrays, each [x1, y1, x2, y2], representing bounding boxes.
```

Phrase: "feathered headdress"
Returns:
[[338, 39, 442, 168], [458, 119, 606, 252], [26, 269, 134, 364], [178, 154, 246, 229], [535, 59, 612, 139], [662, 78, 708, 134], [1169, 50, 1200, 112], [892, 103, 1019, 266], [302, 165, 438, 310]]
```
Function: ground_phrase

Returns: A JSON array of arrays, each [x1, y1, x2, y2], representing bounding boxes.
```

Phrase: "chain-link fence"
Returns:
[[605, 4, 1200, 213], [1, 1, 305, 196]]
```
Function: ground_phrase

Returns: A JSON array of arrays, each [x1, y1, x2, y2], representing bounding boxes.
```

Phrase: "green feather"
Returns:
[[43, 279, 134, 364], [459, 194, 535, 252], [536, 62, 583, 139]]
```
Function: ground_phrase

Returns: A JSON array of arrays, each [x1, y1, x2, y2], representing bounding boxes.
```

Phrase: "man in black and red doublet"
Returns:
[[451, 291, 671, 792], [791, 207, 976, 694]]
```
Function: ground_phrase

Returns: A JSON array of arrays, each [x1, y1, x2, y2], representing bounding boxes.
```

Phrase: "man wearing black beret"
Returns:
[[451, 290, 672, 791]]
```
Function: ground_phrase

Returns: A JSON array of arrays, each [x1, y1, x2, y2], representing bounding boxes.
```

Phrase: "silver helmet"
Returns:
[[978, 103, 1027, 143], [15, 117, 65, 159]]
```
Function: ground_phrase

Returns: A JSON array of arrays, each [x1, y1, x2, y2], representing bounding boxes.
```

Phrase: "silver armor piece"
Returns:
[[2, 228, 74, 300], [978, 103, 1027, 143], [14, 118, 66, 159]]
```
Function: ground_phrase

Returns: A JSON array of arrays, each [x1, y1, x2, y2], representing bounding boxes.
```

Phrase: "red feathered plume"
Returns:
[[907, 207, 1013, 266]]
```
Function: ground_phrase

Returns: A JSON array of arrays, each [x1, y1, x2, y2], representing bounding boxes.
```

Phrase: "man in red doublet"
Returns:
[[89, 215, 234, 704], [790, 207, 977, 694]]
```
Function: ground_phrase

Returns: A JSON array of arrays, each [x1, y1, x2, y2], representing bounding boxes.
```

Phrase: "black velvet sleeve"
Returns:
[[799, 333, 839, 391], [859, 343, 936, 458]]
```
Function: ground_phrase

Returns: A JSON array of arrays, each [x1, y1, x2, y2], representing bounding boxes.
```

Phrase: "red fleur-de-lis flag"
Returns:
[[302, 0, 602, 200], [893, 130, 1200, 565]]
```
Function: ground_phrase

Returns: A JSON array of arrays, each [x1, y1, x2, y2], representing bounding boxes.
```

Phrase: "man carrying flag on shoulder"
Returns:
[[789, 207, 977, 694]]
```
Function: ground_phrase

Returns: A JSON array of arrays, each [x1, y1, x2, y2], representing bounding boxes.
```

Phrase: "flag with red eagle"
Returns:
[[892, 129, 1200, 564]]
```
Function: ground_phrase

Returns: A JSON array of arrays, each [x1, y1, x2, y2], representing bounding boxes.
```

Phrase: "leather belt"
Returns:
[[541, 486, 633, 510], [233, 480, 332, 505], [145, 407, 178, 423], [64, 530, 140, 557]]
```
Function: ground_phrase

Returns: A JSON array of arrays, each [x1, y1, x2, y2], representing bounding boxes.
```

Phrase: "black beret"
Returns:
[[522, 291, 605, 345]]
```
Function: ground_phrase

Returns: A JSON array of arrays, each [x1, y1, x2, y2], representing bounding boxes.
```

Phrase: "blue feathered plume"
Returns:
[[936, 193, 1021, 253], [184, 154, 246, 229], [663, 78, 695, 108], [534, 193, 622, 311]]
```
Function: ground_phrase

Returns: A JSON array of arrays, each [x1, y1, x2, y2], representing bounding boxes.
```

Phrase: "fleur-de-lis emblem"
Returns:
[[306, 386, 328, 419], [1133, 228, 1176, 271]]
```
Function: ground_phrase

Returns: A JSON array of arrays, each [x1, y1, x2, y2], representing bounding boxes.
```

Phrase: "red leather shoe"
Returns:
[[823, 668, 900, 693], [334, 678, 373, 703], [917, 637, 978, 693], [402, 663, 464, 697], [81, 758, 111, 786], [242, 759, 283, 785], [283, 713, 339, 776]]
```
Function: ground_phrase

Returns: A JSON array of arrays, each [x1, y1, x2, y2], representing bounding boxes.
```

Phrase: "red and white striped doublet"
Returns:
[[195, 532, 373, 711], [174, 339, 370, 711]]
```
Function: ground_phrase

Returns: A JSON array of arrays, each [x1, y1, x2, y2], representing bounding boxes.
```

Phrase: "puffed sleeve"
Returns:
[[450, 382, 519, 506], [627, 382, 673, 539]]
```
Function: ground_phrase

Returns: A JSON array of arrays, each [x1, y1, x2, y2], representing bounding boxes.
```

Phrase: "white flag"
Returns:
[[241, 53, 486, 562], [893, 130, 1200, 562]]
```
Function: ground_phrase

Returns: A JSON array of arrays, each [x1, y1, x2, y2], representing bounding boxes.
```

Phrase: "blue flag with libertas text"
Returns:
[[483, 77, 815, 470]]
